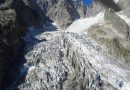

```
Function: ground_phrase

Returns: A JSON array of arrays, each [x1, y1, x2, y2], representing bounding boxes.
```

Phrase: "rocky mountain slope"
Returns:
[[72, 0, 88, 17], [0, 0, 44, 89], [72, 0, 121, 17], [36, 0, 80, 29], [85, 10, 130, 69], [0, 1, 22, 88], [1, 0, 130, 90]]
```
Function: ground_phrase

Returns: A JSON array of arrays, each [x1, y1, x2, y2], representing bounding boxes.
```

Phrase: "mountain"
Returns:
[[35, 0, 80, 29], [72, 0, 121, 17], [72, 0, 88, 17], [0, 0, 130, 90], [0, 0, 44, 89], [86, 10, 130, 69]]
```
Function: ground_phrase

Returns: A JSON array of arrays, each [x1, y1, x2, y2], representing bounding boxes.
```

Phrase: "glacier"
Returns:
[[15, 11, 130, 90]]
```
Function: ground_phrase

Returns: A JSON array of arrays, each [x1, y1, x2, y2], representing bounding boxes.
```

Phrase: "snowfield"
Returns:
[[66, 12, 104, 34]]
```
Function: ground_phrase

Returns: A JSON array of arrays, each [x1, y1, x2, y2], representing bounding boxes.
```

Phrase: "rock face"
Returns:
[[85, 0, 105, 17], [0, 0, 44, 89], [0, 1, 21, 88], [97, 0, 121, 12], [20, 0, 121, 29], [72, 0, 121, 17], [72, 0, 88, 17], [86, 10, 130, 69], [36, 0, 80, 29], [12, 0, 45, 27], [118, 0, 130, 17], [118, 0, 130, 10]]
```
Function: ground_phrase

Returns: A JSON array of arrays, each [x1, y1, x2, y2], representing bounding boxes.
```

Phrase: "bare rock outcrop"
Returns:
[[0, 0, 45, 89], [118, 0, 130, 18], [35, 0, 80, 29], [86, 11, 130, 69]]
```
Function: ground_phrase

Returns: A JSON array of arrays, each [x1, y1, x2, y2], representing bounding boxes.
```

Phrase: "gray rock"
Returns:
[[0, 0, 45, 89], [72, 0, 121, 17], [104, 10, 130, 39], [35, 0, 80, 29], [118, 0, 130, 18], [72, 0, 88, 17], [86, 11, 130, 70]]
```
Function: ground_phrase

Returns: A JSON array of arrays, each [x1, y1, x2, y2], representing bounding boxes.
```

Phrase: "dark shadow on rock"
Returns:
[[1, 39, 27, 90], [23, 21, 58, 54], [1, 0, 58, 89], [96, 0, 122, 12], [0, 0, 5, 4]]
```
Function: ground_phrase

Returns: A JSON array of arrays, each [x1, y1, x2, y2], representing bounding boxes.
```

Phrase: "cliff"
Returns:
[[0, 0, 43, 89]]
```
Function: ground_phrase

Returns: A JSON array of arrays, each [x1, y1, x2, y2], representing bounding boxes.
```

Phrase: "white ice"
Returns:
[[66, 12, 104, 34]]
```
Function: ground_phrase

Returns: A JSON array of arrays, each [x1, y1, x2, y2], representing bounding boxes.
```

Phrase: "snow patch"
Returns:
[[66, 12, 104, 34], [52, 22, 61, 31], [114, 0, 119, 3], [28, 66, 36, 73]]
